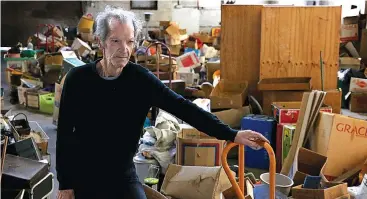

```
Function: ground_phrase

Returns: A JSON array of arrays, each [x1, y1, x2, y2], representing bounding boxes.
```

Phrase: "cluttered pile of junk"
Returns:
[[2, 4, 367, 199]]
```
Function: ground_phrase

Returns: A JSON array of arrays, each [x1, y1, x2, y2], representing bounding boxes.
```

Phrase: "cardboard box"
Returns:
[[349, 77, 367, 92], [168, 45, 181, 56], [193, 33, 213, 43], [211, 27, 221, 37], [263, 90, 342, 116], [340, 24, 358, 42], [206, 61, 220, 83], [166, 24, 181, 39], [339, 57, 361, 70], [272, 102, 332, 124], [44, 53, 63, 66], [311, 112, 367, 180], [176, 125, 225, 166], [160, 164, 232, 199], [210, 79, 248, 109], [290, 148, 328, 187], [71, 38, 92, 57], [177, 124, 214, 139], [258, 77, 312, 91], [80, 32, 94, 42], [165, 34, 181, 45], [212, 106, 250, 128], [349, 92, 367, 113], [292, 183, 349, 199]]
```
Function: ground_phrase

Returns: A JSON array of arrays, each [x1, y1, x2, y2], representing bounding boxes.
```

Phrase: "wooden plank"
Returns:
[[281, 92, 311, 176], [221, 5, 262, 101], [281, 91, 327, 176], [260, 6, 341, 90]]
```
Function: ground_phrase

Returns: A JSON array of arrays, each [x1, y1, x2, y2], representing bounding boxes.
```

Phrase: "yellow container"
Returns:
[[78, 14, 94, 33]]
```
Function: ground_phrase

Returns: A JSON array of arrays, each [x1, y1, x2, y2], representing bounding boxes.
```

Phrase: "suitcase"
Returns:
[[2, 154, 49, 190], [241, 114, 277, 169]]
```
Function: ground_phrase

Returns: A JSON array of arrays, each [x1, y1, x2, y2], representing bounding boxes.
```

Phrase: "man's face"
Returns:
[[101, 18, 135, 69]]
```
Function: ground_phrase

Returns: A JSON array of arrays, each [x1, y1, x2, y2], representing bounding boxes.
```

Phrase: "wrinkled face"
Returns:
[[100, 18, 135, 69]]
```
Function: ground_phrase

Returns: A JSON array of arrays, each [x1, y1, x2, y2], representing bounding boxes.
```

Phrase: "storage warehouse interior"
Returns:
[[1, 0, 367, 199]]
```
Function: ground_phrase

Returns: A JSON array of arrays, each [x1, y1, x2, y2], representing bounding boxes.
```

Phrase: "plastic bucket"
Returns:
[[260, 172, 294, 196], [78, 14, 94, 32], [133, 155, 159, 184]]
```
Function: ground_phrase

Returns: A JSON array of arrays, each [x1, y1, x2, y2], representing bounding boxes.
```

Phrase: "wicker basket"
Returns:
[[143, 185, 167, 199]]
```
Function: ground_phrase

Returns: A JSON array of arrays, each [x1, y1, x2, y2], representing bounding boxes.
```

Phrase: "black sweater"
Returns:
[[56, 60, 238, 190]]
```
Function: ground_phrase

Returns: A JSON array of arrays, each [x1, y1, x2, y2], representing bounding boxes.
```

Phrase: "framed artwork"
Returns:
[[130, 0, 158, 10]]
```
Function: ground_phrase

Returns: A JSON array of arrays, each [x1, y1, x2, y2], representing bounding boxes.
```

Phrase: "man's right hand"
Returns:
[[57, 190, 74, 199]]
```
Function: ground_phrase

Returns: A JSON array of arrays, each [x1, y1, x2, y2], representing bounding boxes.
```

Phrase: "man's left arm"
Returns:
[[148, 72, 238, 142]]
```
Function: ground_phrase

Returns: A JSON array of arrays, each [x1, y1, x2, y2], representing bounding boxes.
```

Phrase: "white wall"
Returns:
[[85, 0, 366, 34]]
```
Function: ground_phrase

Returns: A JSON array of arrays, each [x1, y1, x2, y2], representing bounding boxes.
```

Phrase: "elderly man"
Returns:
[[56, 5, 268, 199]]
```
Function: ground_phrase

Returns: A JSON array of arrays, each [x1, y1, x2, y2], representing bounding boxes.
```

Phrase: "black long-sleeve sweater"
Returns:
[[56, 60, 238, 190]]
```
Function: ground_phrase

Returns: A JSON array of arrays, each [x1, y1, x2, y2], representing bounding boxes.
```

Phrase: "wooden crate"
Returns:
[[260, 6, 341, 90], [220, 5, 263, 101]]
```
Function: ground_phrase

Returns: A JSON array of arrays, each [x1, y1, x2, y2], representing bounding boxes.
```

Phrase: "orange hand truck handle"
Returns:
[[221, 141, 276, 199]]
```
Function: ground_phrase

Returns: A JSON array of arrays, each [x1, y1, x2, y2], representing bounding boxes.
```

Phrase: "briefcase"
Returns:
[[2, 154, 49, 190]]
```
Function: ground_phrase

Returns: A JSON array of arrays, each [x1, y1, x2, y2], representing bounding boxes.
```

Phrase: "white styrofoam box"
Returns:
[[176, 71, 199, 86]]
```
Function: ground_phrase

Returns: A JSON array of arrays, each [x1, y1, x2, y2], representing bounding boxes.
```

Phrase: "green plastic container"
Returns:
[[39, 93, 54, 114]]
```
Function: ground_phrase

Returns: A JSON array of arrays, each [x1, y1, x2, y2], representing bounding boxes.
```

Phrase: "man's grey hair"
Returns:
[[94, 5, 143, 44]]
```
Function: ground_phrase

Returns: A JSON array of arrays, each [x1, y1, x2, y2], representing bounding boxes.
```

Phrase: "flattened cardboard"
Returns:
[[292, 183, 348, 199], [160, 164, 233, 199]]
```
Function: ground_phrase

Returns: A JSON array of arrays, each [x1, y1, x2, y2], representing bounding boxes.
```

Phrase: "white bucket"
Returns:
[[133, 155, 159, 183], [260, 173, 294, 196]]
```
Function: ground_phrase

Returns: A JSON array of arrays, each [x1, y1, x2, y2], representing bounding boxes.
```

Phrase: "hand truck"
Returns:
[[142, 41, 173, 125], [221, 141, 276, 199]]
